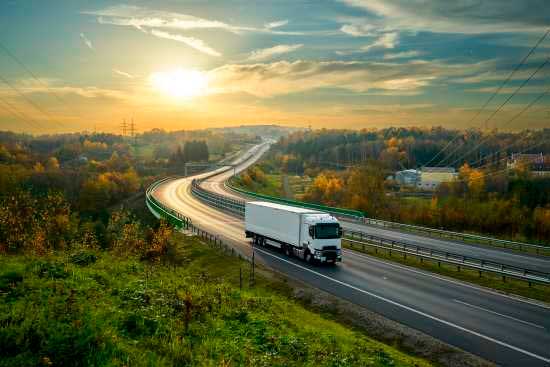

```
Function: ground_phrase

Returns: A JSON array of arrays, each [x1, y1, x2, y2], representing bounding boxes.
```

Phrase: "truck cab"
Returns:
[[301, 214, 343, 263]]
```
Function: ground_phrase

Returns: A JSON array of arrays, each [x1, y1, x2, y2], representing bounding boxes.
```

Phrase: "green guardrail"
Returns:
[[227, 178, 364, 219], [146, 178, 191, 230]]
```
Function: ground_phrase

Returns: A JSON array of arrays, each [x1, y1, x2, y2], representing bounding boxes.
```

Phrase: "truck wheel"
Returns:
[[285, 246, 292, 257]]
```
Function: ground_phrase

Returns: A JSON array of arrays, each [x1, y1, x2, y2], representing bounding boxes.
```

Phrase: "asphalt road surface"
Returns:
[[152, 144, 550, 367]]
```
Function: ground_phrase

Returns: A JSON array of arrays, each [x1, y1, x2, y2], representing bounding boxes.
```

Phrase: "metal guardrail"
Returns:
[[361, 218, 550, 255], [191, 179, 245, 217], [189, 181, 550, 286], [343, 230, 550, 286], [225, 180, 549, 255]]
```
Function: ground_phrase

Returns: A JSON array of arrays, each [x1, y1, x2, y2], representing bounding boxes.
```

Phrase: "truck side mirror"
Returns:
[[338, 227, 343, 237], [308, 226, 315, 238]]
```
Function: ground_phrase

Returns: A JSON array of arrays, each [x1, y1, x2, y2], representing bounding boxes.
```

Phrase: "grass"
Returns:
[[232, 173, 284, 197], [0, 234, 433, 367], [343, 240, 550, 304]]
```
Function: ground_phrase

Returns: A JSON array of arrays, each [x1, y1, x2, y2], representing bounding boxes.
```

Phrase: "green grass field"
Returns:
[[0, 234, 433, 367]]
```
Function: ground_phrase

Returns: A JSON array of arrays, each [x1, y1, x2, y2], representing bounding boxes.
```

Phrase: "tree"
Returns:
[[46, 157, 60, 170]]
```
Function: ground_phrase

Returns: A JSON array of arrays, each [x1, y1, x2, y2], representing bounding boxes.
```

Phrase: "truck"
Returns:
[[244, 201, 342, 264]]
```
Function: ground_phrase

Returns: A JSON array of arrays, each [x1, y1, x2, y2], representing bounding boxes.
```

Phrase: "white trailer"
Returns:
[[245, 201, 342, 263]]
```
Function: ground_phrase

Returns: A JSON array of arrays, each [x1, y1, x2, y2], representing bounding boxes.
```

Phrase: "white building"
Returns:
[[417, 167, 457, 191]]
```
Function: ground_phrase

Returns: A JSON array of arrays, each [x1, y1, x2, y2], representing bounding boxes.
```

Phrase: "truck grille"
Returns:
[[323, 246, 337, 250]]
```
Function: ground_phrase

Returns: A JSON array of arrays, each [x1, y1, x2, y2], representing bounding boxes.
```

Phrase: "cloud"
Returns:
[[79, 33, 94, 50], [350, 103, 434, 114], [340, 23, 375, 37], [465, 86, 547, 94], [451, 67, 547, 84], [83, 5, 248, 33], [112, 69, 134, 78], [247, 44, 303, 62], [340, 0, 548, 34], [0, 78, 127, 100], [207, 59, 493, 97], [383, 50, 422, 60], [83, 5, 332, 37], [265, 20, 288, 29], [361, 32, 398, 52], [150, 30, 221, 57]]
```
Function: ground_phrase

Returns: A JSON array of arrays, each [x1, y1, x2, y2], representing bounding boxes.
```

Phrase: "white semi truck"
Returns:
[[245, 201, 342, 264]]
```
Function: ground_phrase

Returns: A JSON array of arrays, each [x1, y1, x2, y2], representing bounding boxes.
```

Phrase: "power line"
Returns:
[[438, 56, 550, 167], [0, 40, 76, 116], [424, 28, 550, 168], [0, 73, 62, 128], [0, 96, 43, 129], [447, 84, 550, 168]]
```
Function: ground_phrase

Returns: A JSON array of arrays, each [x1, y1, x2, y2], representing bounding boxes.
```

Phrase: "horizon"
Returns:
[[1, 1, 549, 134]]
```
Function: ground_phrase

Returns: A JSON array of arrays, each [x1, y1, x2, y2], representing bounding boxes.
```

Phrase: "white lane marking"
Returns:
[[453, 299, 545, 330], [343, 249, 550, 310], [254, 247, 550, 364]]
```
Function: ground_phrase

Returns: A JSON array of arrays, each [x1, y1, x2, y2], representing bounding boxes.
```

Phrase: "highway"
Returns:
[[152, 143, 550, 367], [208, 166, 550, 274]]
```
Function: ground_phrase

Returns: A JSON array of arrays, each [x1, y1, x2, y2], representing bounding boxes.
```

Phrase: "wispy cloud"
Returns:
[[82, 5, 331, 37], [247, 44, 303, 61], [340, 23, 375, 37], [0, 78, 127, 100], [265, 20, 288, 29], [208, 59, 493, 97], [112, 69, 134, 78], [150, 30, 221, 57], [340, 0, 548, 34], [83, 5, 248, 33], [361, 32, 398, 52], [80, 33, 94, 50], [383, 50, 422, 60], [465, 86, 547, 94]]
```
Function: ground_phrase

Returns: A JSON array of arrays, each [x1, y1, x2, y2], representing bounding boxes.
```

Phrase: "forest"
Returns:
[[0, 128, 258, 252], [235, 128, 550, 243]]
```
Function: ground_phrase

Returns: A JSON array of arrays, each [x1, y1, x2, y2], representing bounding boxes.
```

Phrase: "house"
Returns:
[[395, 169, 420, 187], [507, 153, 547, 171]]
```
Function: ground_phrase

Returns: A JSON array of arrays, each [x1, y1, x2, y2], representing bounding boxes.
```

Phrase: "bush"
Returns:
[[69, 250, 97, 266]]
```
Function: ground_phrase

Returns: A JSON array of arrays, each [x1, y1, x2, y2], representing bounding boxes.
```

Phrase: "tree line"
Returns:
[[240, 127, 550, 243]]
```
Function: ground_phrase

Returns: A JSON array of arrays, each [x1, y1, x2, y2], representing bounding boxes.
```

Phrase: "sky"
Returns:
[[0, 0, 549, 134]]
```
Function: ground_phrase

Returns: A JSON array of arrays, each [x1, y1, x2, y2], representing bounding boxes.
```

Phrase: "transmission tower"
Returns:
[[121, 119, 127, 137]]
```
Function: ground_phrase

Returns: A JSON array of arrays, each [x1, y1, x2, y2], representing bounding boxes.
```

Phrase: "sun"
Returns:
[[149, 68, 208, 99]]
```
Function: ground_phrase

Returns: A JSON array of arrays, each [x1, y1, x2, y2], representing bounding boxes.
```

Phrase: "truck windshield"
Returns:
[[315, 223, 341, 239]]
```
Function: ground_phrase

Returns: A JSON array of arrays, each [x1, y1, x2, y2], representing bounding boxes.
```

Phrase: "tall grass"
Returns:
[[0, 234, 432, 367]]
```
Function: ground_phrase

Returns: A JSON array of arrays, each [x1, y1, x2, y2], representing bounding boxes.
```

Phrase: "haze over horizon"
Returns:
[[0, 0, 549, 134]]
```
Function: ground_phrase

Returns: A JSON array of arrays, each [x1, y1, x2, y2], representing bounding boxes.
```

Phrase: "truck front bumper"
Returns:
[[314, 250, 342, 262]]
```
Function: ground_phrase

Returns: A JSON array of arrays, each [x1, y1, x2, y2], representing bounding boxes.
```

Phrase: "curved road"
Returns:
[[153, 143, 550, 367]]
